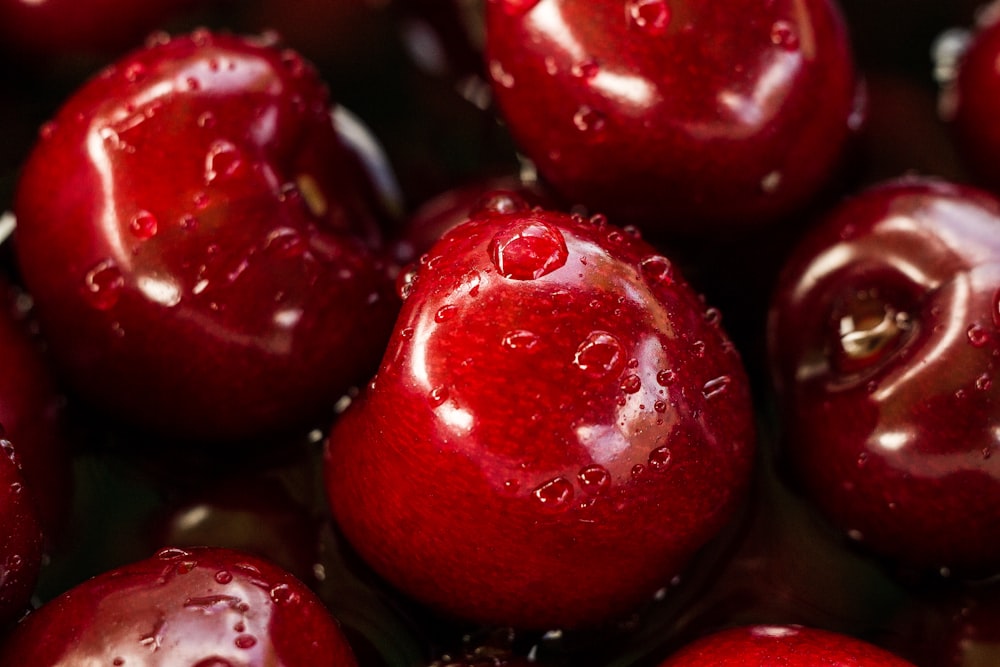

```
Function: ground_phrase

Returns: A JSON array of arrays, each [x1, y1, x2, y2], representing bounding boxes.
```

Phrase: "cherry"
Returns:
[[13, 31, 398, 443], [0, 546, 358, 665], [0, 0, 198, 57], [768, 178, 1000, 576], [657, 625, 915, 666], [940, 5, 1000, 194], [0, 437, 43, 626], [324, 207, 756, 629], [484, 0, 860, 234]]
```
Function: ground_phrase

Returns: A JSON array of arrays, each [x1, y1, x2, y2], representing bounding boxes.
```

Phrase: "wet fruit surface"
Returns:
[[768, 178, 1000, 575], [0, 437, 43, 625], [325, 208, 756, 629], [13, 31, 397, 443], [484, 0, 859, 233], [0, 546, 358, 665]]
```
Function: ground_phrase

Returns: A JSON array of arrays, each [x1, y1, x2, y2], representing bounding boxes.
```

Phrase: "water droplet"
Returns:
[[656, 369, 676, 386], [856, 452, 869, 468], [628, 0, 671, 34], [653, 400, 667, 413], [234, 635, 257, 650], [648, 446, 672, 472], [573, 105, 607, 139], [215, 570, 233, 584], [124, 62, 147, 83], [770, 21, 799, 49], [488, 218, 568, 280], [640, 255, 673, 287], [702, 375, 731, 399], [39, 121, 56, 140], [129, 210, 158, 240], [175, 560, 198, 575], [532, 477, 574, 509], [400, 327, 415, 340], [435, 304, 458, 323], [691, 340, 706, 357], [620, 374, 642, 394], [280, 49, 306, 77], [396, 266, 419, 301], [502, 329, 540, 352], [489, 59, 516, 89], [197, 112, 216, 129], [631, 464, 646, 477], [578, 465, 611, 494], [977, 373, 992, 391], [574, 331, 625, 377], [83, 259, 124, 310], [204, 140, 245, 184], [9, 481, 22, 494], [968, 324, 990, 347], [571, 58, 601, 79], [9, 554, 22, 569], [503, 479, 520, 493], [269, 583, 300, 604], [429, 385, 449, 406]]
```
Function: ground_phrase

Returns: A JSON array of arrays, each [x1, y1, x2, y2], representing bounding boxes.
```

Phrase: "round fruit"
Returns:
[[484, 0, 860, 234], [0, 546, 357, 665], [768, 178, 1000, 575], [658, 625, 915, 666], [13, 30, 397, 443], [325, 207, 756, 629]]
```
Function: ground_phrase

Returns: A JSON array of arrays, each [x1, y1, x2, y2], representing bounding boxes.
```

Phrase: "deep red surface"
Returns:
[[0, 439, 43, 626], [0, 281, 72, 541], [768, 178, 1000, 575], [0, 546, 357, 665], [484, 0, 859, 234], [949, 9, 1000, 194], [0, 0, 196, 56], [325, 208, 756, 629], [658, 625, 915, 666], [14, 31, 397, 443]]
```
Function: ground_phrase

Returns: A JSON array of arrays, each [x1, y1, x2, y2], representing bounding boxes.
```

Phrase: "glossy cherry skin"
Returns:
[[0, 279, 72, 542], [14, 31, 397, 443], [0, 546, 357, 665], [325, 207, 757, 629], [484, 0, 859, 234], [768, 178, 1000, 575], [658, 625, 915, 667], [945, 8, 1000, 195], [0, 438, 44, 626], [0, 0, 197, 56]]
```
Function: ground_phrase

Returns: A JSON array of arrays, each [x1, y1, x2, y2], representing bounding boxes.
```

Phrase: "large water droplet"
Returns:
[[574, 331, 625, 377], [234, 635, 257, 650], [968, 323, 990, 347], [770, 21, 799, 49], [620, 374, 642, 394], [532, 477, 574, 509], [83, 259, 124, 310], [215, 570, 233, 584], [488, 218, 568, 280], [435, 304, 458, 323], [429, 385, 449, 407], [639, 255, 673, 288], [578, 465, 611, 494], [129, 210, 158, 240], [204, 140, 245, 184], [269, 583, 300, 605], [502, 329, 540, 352], [648, 446, 672, 472], [702, 375, 732, 399], [627, 0, 671, 34]]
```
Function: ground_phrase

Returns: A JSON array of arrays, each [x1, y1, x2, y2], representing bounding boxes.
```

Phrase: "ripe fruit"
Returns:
[[0, 437, 43, 625], [325, 207, 756, 629], [13, 31, 397, 443], [0, 546, 358, 665], [658, 625, 915, 666], [484, 0, 860, 234], [768, 178, 1000, 575]]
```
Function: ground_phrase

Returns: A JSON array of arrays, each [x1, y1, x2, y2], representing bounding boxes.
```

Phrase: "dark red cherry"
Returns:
[[768, 178, 1000, 575], [13, 31, 397, 443], [484, 0, 860, 234], [658, 625, 915, 667], [325, 208, 756, 629], [0, 437, 44, 626], [0, 546, 358, 665]]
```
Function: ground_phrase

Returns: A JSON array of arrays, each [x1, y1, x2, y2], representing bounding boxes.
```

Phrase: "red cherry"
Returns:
[[943, 7, 1000, 193], [325, 208, 756, 629], [14, 31, 397, 443], [768, 178, 1000, 575], [0, 546, 357, 665], [658, 625, 915, 666], [0, 0, 197, 56], [484, 0, 860, 234], [0, 437, 44, 625]]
